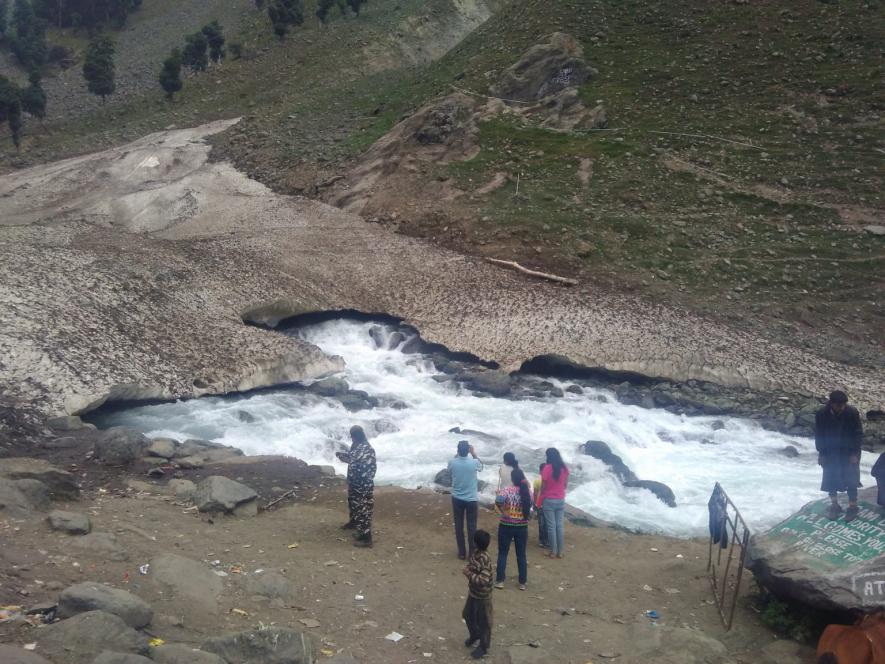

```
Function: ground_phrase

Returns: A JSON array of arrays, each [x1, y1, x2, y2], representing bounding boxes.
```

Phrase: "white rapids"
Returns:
[[93, 319, 877, 537]]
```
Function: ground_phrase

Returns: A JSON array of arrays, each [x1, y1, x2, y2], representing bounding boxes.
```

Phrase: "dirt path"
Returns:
[[0, 467, 814, 663]]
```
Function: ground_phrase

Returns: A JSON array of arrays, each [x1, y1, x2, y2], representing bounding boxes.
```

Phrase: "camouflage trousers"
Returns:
[[348, 484, 374, 539]]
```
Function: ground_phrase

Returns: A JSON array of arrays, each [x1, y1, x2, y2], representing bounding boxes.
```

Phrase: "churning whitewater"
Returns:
[[94, 319, 876, 537]]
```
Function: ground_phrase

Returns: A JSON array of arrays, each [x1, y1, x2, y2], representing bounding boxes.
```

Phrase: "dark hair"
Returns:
[[473, 529, 491, 552], [457, 440, 470, 457], [350, 425, 369, 445], [503, 452, 519, 469], [828, 390, 848, 405], [545, 447, 567, 480], [511, 469, 532, 520], [539, 462, 546, 472]]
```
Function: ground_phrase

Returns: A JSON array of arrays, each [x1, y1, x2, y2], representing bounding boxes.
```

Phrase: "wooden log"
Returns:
[[485, 258, 578, 286]]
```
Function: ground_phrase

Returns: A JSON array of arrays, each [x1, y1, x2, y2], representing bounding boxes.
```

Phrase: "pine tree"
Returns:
[[11, 0, 48, 70], [316, 0, 335, 24], [0, 74, 23, 148], [20, 70, 46, 119], [268, 0, 302, 40], [202, 20, 225, 64], [182, 30, 208, 71], [346, 0, 366, 16], [82, 35, 116, 102], [159, 49, 182, 100], [0, 0, 9, 36]]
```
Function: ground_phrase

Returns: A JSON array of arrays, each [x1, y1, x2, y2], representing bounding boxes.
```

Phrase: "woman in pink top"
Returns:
[[540, 447, 569, 559]]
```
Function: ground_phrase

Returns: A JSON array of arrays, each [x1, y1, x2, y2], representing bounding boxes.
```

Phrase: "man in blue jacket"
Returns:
[[449, 440, 483, 559], [815, 390, 864, 522]]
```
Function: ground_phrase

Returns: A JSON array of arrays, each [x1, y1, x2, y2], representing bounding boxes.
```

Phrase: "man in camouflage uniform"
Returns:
[[336, 425, 377, 547]]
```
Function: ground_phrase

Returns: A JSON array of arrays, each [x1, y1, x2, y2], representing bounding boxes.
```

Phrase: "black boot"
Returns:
[[340, 521, 356, 530], [353, 533, 373, 548]]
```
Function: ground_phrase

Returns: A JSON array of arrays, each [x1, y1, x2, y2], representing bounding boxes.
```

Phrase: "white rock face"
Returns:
[[0, 120, 881, 419]]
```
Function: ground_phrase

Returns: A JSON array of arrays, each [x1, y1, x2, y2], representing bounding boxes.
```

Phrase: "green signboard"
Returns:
[[766, 499, 885, 569]]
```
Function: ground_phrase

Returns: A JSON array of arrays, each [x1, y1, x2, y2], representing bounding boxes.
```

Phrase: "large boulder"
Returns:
[[490, 33, 596, 102], [0, 478, 47, 517], [581, 440, 637, 482], [146, 438, 178, 459], [623, 479, 677, 508], [0, 458, 80, 499], [149, 554, 223, 614], [434, 468, 452, 488], [58, 582, 153, 628], [747, 488, 885, 612], [93, 428, 149, 466], [0, 644, 54, 664], [152, 644, 227, 664], [244, 571, 296, 601], [48, 510, 92, 535], [13, 479, 51, 511], [193, 476, 258, 515], [202, 627, 313, 664], [35, 610, 150, 664]]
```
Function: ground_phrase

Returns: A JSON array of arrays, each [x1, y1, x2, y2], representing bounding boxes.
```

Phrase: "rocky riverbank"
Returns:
[[1, 419, 820, 664]]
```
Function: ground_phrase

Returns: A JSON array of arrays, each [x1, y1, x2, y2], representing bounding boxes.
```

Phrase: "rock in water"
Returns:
[[747, 489, 885, 612], [466, 370, 512, 397], [434, 468, 453, 488], [35, 611, 150, 664], [623, 480, 677, 508], [93, 428, 149, 466], [779, 445, 800, 458], [581, 441, 638, 483], [48, 510, 92, 535], [307, 376, 349, 397], [58, 582, 153, 628], [202, 627, 313, 664], [152, 644, 227, 664], [193, 476, 258, 515]]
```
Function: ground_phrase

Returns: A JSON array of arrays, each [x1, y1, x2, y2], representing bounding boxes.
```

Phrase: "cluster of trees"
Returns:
[[266, 0, 303, 40], [317, 0, 368, 22], [0, 71, 46, 147], [159, 21, 225, 100], [1, 0, 48, 71], [82, 34, 114, 101], [33, 0, 142, 29]]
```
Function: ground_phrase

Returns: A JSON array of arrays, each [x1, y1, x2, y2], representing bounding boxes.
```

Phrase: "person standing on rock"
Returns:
[[336, 425, 377, 547], [815, 390, 863, 522], [448, 440, 484, 560], [540, 447, 569, 559]]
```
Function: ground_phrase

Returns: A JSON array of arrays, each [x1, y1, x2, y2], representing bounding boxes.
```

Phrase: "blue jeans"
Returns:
[[496, 524, 528, 584], [543, 498, 565, 556], [452, 497, 478, 558]]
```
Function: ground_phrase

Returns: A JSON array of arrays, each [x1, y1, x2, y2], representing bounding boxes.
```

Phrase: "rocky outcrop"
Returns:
[[201, 627, 313, 664], [747, 488, 885, 612], [490, 32, 596, 102], [58, 582, 153, 628], [149, 554, 223, 615]]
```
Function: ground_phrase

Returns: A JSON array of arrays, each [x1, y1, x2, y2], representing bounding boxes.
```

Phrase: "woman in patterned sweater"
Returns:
[[494, 468, 533, 591]]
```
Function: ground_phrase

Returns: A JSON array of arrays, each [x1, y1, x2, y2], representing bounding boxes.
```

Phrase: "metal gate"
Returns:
[[707, 482, 751, 630]]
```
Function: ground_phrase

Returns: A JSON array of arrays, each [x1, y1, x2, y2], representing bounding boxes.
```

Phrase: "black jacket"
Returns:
[[814, 405, 863, 457]]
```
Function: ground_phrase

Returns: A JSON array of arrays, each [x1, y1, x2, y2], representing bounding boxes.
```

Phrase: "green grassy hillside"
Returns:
[[2, 0, 882, 368]]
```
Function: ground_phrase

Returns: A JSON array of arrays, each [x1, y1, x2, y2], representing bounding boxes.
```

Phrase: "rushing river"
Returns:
[[93, 318, 876, 537]]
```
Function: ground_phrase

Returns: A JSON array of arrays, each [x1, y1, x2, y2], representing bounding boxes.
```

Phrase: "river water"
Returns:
[[93, 318, 876, 537]]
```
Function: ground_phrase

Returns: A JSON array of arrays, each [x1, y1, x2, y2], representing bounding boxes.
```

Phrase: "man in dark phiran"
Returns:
[[815, 390, 864, 522], [336, 425, 377, 547]]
